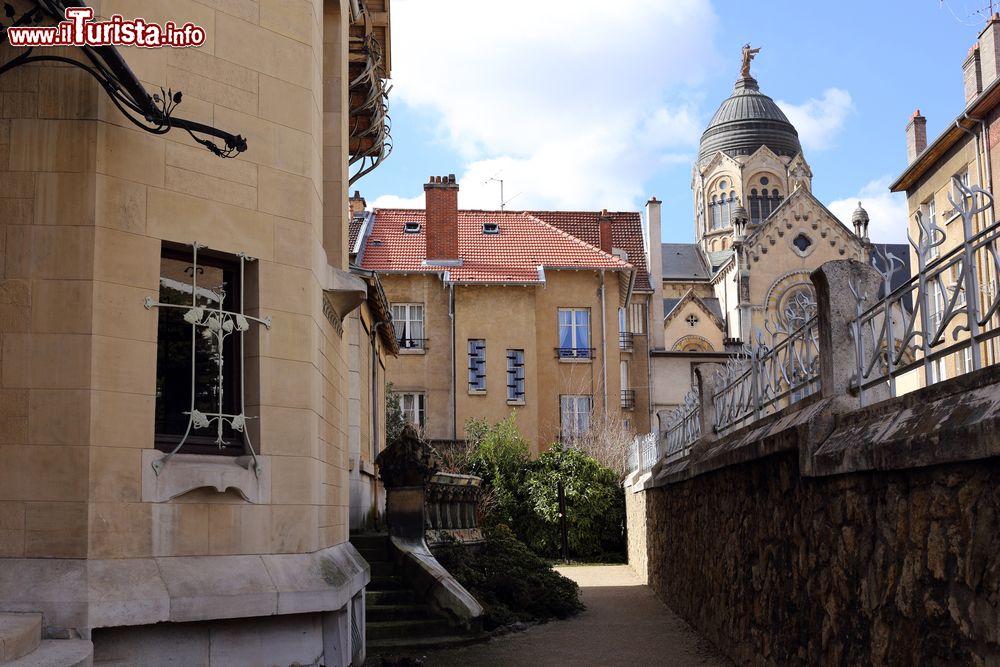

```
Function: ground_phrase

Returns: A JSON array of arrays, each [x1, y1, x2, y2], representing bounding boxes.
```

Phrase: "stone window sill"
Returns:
[[141, 449, 271, 504], [399, 348, 426, 355]]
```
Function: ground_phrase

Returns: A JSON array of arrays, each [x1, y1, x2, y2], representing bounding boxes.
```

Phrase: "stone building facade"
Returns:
[[355, 176, 646, 453], [891, 14, 1000, 381], [0, 0, 393, 664], [647, 54, 901, 424]]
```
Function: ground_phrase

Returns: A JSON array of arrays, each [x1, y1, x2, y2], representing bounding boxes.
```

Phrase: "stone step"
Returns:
[[366, 619, 454, 642], [6, 639, 93, 667], [366, 633, 489, 655], [366, 604, 433, 622], [369, 561, 395, 578], [366, 589, 417, 606], [0, 613, 41, 663], [368, 575, 407, 590], [355, 547, 392, 564], [349, 533, 389, 551]]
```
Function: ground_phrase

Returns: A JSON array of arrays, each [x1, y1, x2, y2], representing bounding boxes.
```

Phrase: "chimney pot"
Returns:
[[964, 43, 984, 104], [979, 16, 1000, 89], [598, 210, 613, 254], [906, 110, 928, 163]]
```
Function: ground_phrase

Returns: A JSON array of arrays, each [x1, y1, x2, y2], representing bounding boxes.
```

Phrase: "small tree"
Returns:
[[568, 412, 634, 479], [385, 382, 405, 447]]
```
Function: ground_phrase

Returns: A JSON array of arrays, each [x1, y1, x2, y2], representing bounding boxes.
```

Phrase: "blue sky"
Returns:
[[356, 0, 991, 244]]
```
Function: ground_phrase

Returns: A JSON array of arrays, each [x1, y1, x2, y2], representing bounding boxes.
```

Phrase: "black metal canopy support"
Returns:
[[0, 0, 247, 158]]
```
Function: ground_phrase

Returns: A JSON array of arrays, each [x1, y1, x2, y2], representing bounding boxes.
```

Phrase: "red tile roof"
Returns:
[[529, 210, 651, 291], [361, 209, 632, 283]]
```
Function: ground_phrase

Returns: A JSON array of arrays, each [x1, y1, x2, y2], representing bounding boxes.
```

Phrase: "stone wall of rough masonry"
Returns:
[[643, 451, 1000, 666]]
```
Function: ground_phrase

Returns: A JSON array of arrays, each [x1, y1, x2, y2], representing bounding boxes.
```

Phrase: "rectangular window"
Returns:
[[628, 302, 646, 335], [468, 339, 486, 391], [957, 345, 973, 375], [620, 361, 635, 410], [506, 349, 525, 402], [391, 303, 425, 349], [951, 260, 967, 307], [558, 308, 591, 358], [929, 281, 945, 333], [155, 248, 244, 455], [927, 199, 941, 260], [560, 395, 592, 441], [397, 392, 425, 427]]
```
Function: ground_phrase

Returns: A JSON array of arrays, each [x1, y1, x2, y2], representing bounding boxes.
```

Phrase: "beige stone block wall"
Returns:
[[0, 0, 358, 560]]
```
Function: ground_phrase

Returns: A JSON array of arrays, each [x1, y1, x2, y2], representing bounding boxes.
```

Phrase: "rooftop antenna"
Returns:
[[941, 0, 998, 26], [486, 172, 505, 211]]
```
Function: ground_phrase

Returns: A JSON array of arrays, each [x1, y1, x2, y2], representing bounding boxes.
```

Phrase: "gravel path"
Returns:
[[417, 564, 732, 667]]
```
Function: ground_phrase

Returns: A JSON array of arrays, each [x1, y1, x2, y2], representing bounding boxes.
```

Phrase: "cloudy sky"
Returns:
[[357, 0, 990, 244]]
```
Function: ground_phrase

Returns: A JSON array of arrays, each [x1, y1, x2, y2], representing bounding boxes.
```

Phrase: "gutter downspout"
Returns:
[[448, 278, 457, 440], [599, 271, 608, 416], [645, 294, 655, 433], [370, 321, 391, 460]]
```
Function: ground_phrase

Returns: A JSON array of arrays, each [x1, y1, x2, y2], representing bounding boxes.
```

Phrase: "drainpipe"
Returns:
[[645, 294, 654, 432], [599, 271, 608, 416], [370, 321, 391, 460], [448, 279, 457, 440]]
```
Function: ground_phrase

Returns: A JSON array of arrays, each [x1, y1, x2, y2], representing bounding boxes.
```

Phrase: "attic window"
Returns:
[[370, 239, 383, 247], [612, 248, 628, 262], [403, 221, 421, 234], [482, 222, 500, 234]]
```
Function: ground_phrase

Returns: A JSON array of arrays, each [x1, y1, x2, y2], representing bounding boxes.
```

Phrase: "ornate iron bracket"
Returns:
[[0, 0, 247, 158]]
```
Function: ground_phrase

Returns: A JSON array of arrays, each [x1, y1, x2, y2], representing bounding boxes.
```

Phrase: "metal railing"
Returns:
[[620, 389, 636, 409], [664, 388, 701, 464], [850, 176, 999, 405], [555, 347, 595, 359], [628, 432, 657, 472], [713, 308, 820, 435], [399, 337, 428, 350], [619, 331, 634, 351]]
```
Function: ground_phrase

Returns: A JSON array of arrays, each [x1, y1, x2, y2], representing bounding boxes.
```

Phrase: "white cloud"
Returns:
[[828, 177, 910, 243], [384, 0, 718, 210], [776, 88, 854, 152]]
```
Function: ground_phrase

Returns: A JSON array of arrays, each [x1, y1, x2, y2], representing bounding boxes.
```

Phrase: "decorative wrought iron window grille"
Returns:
[[144, 242, 271, 475], [0, 1, 247, 158], [468, 339, 486, 391], [506, 349, 524, 401]]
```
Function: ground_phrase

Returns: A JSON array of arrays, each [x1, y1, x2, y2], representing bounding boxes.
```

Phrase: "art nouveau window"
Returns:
[[147, 243, 271, 474], [506, 349, 525, 402], [468, 339, 486, 392]]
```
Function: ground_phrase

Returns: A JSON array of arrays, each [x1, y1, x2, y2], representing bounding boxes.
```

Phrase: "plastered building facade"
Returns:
[[0, 0, 393, 664], [355, 177, 646, 454]]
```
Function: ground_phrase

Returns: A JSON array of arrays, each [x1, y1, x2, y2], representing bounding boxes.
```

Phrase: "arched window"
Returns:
[[771, 189, 781, 214], [719, 193, 729, 228], [721, 238, 728, 250], [711, 195, 721, 229], [749, 188, 761, 225]]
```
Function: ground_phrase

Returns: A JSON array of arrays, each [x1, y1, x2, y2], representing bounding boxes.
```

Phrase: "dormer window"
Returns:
[[482, 221, 500, 234], [403, 221, 421, 234]]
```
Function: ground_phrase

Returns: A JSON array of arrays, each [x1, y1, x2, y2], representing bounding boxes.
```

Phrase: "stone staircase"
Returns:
[[351, 534, 487, 656], [0, 613, 92, 667]]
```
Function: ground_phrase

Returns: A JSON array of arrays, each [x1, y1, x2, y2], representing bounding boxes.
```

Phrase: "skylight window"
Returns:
[[482, 222, 499, 234], [403, 221, 421, 234]]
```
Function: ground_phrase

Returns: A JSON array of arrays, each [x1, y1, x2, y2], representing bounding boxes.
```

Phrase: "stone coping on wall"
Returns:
[[0, 543, 369, 639], [630, 364, 1000, 491]]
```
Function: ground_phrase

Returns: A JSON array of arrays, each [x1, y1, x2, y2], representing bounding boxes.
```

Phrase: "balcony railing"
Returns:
[[619, 331, 634, 351], [555, 347, 595, 360], [398, 337, 428, 351], [620, 389, 636, 410]]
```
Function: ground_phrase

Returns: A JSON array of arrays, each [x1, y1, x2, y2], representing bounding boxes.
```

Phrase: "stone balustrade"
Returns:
[[425, 472, 484, 547]]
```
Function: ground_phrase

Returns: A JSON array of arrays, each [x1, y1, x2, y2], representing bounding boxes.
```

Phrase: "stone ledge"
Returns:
[[0, 544, 369, 638], [636, 364, 1000, 488], [141, 450, 272, 504]]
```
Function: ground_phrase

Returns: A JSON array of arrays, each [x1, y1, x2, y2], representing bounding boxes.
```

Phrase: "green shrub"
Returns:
[[521, 444, 626, 559], [434, 524, 583, 630]]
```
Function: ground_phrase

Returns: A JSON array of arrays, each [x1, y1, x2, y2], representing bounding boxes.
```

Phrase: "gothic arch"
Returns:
[[672, 334, 715, 352]]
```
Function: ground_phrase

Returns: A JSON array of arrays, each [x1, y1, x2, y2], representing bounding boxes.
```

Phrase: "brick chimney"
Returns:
[[598, 209, 613, 254], [349, 189, 366, 216], [645, 196, 665, 351], [906, 109, 927, 163], [964, 43, 983, 104], [424, 174, 460, 263], [980, 13, 1000, 87]]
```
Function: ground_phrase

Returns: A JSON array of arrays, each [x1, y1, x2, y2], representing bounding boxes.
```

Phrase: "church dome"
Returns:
[[698, 77, 801, 163]]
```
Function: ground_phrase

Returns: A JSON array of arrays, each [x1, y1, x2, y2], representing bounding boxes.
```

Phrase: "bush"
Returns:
[[453, 415, 625, 561], [434, 524, 583, 630], [521, 444, 626, 559]]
